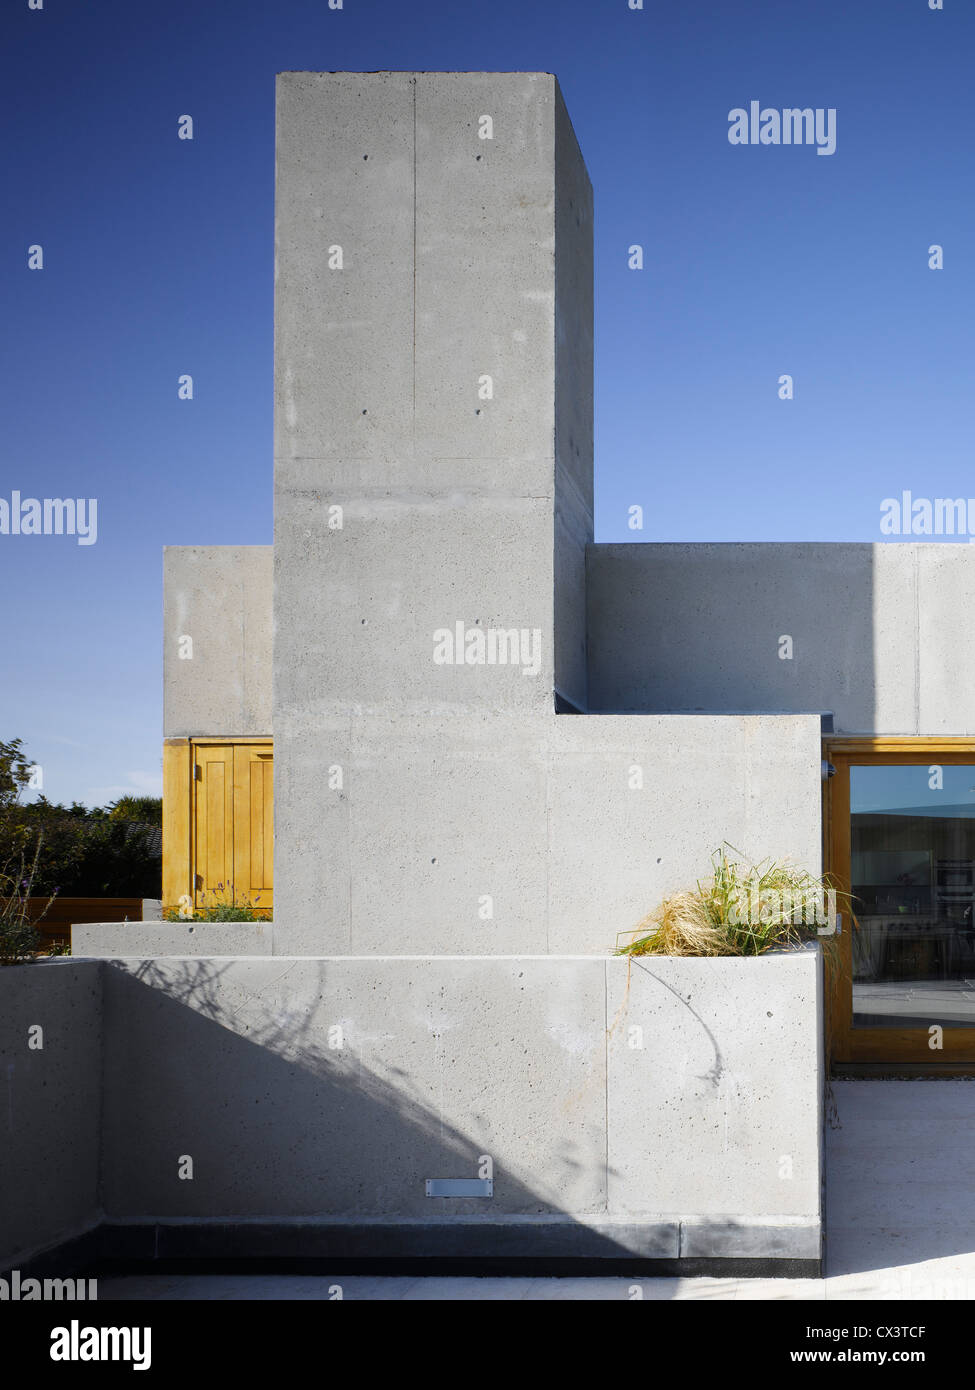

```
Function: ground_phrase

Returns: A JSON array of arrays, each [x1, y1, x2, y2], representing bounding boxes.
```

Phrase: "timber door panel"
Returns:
[[193, 744, 235, 906], [233, 746, 273, 909], [191, 741, 272, 911]]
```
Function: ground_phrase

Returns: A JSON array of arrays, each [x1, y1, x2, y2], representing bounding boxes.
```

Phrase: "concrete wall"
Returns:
[[21, 73, 831, 1277], [272, 711, 821, 956], [270, 74, 826, 958], [72, 922, 273, 958], [99, 952, 820, 1257], [553, 81, 593, 711], [82, 713, 822, 961], [274, 71, 578, 722], [273, 72, 595, 934], [163, 545, 272, 738], [587, 542, 975, 734], [0, 961, 102, 1267], [0, 952, 821, 1266]]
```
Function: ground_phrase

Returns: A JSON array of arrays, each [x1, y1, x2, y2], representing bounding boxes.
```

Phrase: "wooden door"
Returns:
[[190, 742, 273, 912], [193, 744, 234, 907], [233, 745, 273, 910]]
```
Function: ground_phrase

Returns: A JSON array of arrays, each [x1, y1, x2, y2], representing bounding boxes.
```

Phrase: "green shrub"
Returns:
[[0, 791, 161, 900], [0, 739, 162, 958], [163, 883, 267, 923]]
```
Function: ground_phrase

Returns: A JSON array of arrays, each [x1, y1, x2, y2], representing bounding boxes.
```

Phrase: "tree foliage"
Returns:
[[0, 739, 162, 898]]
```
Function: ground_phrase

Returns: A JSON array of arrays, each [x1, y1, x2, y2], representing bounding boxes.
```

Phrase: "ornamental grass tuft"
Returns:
[[616, 845, 850, 960]]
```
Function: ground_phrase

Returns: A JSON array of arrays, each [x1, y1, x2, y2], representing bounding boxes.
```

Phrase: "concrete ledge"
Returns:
[[5, 1220, 821, 1280], [2, 1214, 820, 1273], [71, 923, 274, 957], [132, 1215, 819, 1263], [112, 1217, 681, 1261], [679, 1215, 822, 1261]]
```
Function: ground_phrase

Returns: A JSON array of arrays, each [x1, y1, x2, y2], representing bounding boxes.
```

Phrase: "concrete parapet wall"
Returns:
[[0, 961, 102, 1267], [0, 950, 823, 1269]]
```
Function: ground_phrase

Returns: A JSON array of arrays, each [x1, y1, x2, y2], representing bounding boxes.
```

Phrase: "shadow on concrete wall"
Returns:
[[96, 959, 637, 1267], [585, 544, 878, 732], [0, 959, 831, 1280]]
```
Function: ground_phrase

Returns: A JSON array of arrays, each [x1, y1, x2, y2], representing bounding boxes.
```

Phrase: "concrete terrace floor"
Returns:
[[97, 1080, 975, 1301]]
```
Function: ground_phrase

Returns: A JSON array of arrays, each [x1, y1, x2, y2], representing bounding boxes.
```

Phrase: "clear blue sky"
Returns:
[[2, 0, 971, 804]]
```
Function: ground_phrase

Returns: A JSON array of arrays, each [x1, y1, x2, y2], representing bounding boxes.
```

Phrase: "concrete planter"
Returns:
[[603, 945, 825, 1259]]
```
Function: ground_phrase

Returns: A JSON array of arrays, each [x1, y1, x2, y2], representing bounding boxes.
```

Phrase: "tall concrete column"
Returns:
[[273, 71, 593, 949]]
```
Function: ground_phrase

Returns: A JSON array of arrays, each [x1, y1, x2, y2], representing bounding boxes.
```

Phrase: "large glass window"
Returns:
[[851, 764, 975, 1028]]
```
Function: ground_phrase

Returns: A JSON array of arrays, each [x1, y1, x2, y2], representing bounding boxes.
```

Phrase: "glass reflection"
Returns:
[[851, 764, 975, 1027]]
